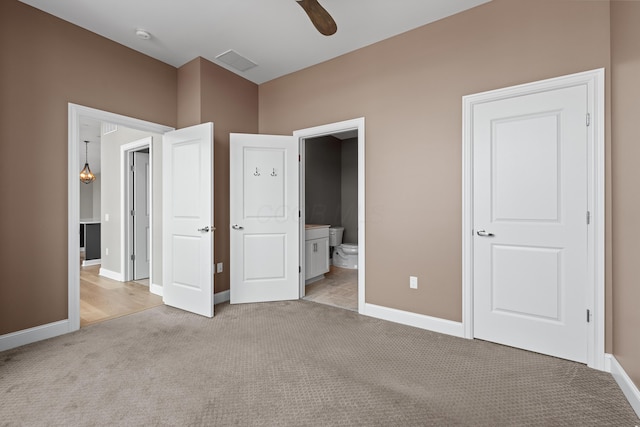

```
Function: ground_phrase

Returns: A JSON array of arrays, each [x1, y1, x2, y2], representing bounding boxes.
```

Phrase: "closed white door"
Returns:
[[230, 133, 299, 304], [473, 85, 588, 363], [162, 123, 214, 317], [133, 151, 150, 280]]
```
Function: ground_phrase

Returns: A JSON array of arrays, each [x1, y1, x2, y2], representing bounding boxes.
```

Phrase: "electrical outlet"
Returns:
[[409, 276, 418, 289], [105, 248, 109, 256], [216, 262, 223, 273]]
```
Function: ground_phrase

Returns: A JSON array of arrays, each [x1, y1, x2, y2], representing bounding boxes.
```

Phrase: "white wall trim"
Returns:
[[363, 303, 465, 338], [68, 103, 174, 336], [293, 117, 366, 314], [99, 267, 124, 282], [461, 69, 606, 370], [214, 289, 230, 305], [81, 259, 102, 267], [608, 354, 640, 418], [150, 283, 163, 297], [0, 320, 71, 352]]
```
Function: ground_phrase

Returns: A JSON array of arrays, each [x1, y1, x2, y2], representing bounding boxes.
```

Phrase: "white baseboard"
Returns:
[[0, 289, 231, 353], [363, 303, 465, 338], [0, 320, 70, 352], [305, 275, 325, 285], [150, 283, 163, 297], [82, 258, 101, 267], [607, 354, 640, 418], [214, 289, 230, 305], [99, 267, 123, 281]]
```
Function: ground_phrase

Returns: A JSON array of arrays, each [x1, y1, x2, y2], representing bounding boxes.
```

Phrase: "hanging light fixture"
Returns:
[[80, 140, 96, 184]]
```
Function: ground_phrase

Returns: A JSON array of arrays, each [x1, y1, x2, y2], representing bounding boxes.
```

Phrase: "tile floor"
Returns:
[[303, 265, 358, 311]]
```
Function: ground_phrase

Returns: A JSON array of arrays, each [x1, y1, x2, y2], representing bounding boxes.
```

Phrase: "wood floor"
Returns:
[[303, 265, 358, 311], [80, 257, 354, 326], [80, 262, 163, 327]]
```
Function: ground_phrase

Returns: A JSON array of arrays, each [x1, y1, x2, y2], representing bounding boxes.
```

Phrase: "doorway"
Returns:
[[122, 138, 153, 284], [301, 132, 358, 311], [79, 127, 161, 326], [68, 104, 174, 331], [461, 69, 605, 370], [294, 118, 365, 314]]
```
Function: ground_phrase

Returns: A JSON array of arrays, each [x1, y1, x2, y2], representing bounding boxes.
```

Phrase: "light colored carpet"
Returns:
[[1, 301, 638, 426]]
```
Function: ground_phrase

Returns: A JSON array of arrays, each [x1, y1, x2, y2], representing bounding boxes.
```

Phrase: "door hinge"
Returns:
[[299, 266, 301, 274], [587, 309, 591, 323], [130, 164, 135, 172], [586, 211, 591, 225], [586, 113, 591, 127], [298, 155, 301, 162], [131, 210, 135, 216], [131, 254, 135, 261], [299, 210, 301, 218]]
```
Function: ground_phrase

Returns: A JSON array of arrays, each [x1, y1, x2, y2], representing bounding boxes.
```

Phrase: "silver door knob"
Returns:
[[476, 230, 494, 237], [232, 224, 244, 230], [197, 226, 210, 232]]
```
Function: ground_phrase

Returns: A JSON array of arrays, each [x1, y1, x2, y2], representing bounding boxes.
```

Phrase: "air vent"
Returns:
[[102, 123, 117, 135], [215, 50, 258, 72]]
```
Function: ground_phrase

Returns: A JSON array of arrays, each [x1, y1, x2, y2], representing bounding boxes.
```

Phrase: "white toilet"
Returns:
[[329, 226, 358, 269]]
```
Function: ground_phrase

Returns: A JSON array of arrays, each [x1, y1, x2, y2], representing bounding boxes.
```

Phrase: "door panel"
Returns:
[[473, 85, 588, 363], [162, 123, 214, 317], [230, 133, 298, 304], [491, 245, 561, 321], [493, 114, 560, 222]]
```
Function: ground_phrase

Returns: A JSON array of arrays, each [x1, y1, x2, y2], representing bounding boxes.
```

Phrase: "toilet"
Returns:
[[329, 226, 358, 269], [333, 243, 358, 269]]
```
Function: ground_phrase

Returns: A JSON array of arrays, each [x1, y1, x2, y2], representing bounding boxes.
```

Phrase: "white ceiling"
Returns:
[[19, 0, 490, 85]]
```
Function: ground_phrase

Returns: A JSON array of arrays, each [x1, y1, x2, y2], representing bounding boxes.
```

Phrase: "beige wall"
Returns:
[[0, 0, 177, 335], [259, 0, 611, 323], [176, 57, 259, 293], [611, 0, 640, 388]]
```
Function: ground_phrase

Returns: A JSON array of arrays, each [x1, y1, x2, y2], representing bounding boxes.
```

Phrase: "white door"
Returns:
[[162, 123, 214, 317], [473, 85, 588, 363], [230, 133, 299, 304], [133, 151, 150, 280]]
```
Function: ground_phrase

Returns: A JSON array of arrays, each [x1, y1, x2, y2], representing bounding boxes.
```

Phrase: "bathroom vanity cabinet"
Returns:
[[305, 225, 330, 283]]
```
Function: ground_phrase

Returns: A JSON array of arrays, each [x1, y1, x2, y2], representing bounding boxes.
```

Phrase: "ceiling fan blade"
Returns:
[[296, 0, 337, 36]]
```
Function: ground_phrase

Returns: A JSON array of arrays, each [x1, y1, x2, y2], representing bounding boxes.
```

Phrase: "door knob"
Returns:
[[197, 226, 210, 232], [232, 224, 244, 230], [476, 230, 494, 237]]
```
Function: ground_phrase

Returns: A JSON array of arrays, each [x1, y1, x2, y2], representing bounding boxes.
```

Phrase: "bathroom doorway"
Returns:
[[294, 118, 365, 313]]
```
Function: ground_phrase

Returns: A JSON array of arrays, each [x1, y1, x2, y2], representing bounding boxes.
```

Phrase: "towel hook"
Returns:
[[253, 167, 260, 176], [271, 168, 277, 177]]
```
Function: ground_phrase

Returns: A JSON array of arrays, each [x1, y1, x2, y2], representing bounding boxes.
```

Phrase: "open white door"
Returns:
[[162, 123, 214, 317], [230, 133, 299, 304], [133, 151, 150, 280]]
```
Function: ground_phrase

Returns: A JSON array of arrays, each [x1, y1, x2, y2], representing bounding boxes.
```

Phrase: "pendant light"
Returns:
[[80, 140, 96, 184]]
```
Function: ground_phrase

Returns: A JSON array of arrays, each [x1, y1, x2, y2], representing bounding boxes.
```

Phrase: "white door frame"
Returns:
[[68, 103, 174, 332], [293, 117, 366, 314], [121, 138, 153, 284], [461, 69, 605, 370]]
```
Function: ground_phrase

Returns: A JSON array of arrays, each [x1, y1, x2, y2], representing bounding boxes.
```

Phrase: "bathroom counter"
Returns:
[[305, 224, 330, 230], [304, 225, 330, 283]]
